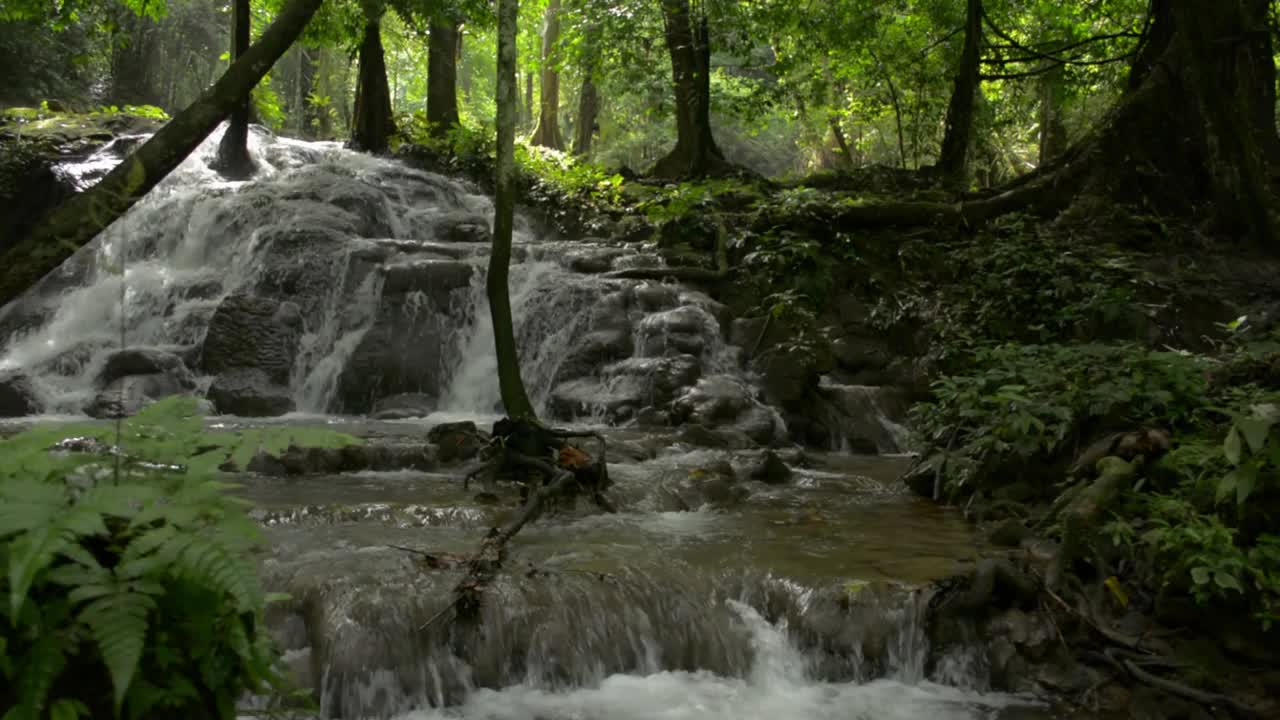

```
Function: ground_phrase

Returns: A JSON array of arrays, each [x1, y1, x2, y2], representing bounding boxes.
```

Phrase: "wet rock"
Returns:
[[633, 283, 681, 312], [248, 225, 353, 324], [371, 393, 436, 420], [747, 450, 793, 485], [564, 247, 626, 274], [428, 421, 483, 463], [1130, 687, 1213, 720], [633, 406, 671, 428], [988, 519, 1029, 548], [438, 215, 491, 244], [753, 345, 830, 411], [549, 377, 646, 422], [553, 328, 634, 383], [0, 371, 40, 417], [207, 368, 295, 417], [602, 354, 702, 404], [830, 335, 893, 381], [97, 347, 195, 390], [88, 373, 193, 419], [247, 442, 436, 476], [612, 214, 654, 243], [672, 375, 755, 424], [677, 423, 754, 450], [336, 261, 474, 413], [817, 383, 910, 454], [637, 306, 713, 357], [659, 460, 748, 510], [200, 294, 303, 384]]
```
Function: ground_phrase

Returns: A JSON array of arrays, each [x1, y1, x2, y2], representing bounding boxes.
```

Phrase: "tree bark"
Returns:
[[427, 17, 461, 138], [829, 117, 855, 166], [0, 0, 325, 311], [1036, 59, 1068, 165], [351, 17, 396, 154], [529, 0, 564, 150], [491, 0, 537, 420], [523, 70, 535, 131], [213, 0, 255, 179], [572, 65, 600, 156], [937, 0, 983, 188], [650, 0, 731, 178], [1082, 0, 1280, 243]]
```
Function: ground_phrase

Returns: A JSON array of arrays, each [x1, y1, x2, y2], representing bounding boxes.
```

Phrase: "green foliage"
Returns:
[[0, 397, 354, 718], [912, 343, 1208, 494]]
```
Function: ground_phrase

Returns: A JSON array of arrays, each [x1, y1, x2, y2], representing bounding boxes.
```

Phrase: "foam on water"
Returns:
[[392, 602, 1039, 720]]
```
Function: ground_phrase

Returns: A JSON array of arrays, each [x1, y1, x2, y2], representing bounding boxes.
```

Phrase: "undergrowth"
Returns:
[[0, 397, 357, 719]]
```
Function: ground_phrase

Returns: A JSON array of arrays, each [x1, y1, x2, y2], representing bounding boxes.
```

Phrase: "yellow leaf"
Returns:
[[1104, 576, 1129, 608]]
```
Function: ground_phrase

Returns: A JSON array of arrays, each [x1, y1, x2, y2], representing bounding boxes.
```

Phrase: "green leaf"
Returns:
[[1224, 427, 1243, 465], [1191, 567, 1211, 585], [8, 527, 69, 622], [1214, 572, 1243, 593], [1236, 417, 1273, 454], [1235, 464, 1258, 506], [1216, 471, 1238, 505], [80, 588, 155, 713]]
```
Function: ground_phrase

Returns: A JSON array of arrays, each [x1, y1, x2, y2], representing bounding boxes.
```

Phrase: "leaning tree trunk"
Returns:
[[427, 17, 461, 138], [937, 0, 983, 188], [529, 0, 564, 149], [492, 0, 537, 420], [572, 65, 600, 156], [213, 0, 255, 179], [0, 0, 324, 310], [351, 17, 396, 154], [650, 0, 730, 178]]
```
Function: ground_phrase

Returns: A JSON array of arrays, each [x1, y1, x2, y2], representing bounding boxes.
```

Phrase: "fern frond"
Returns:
[[7, 527, 71, 622], [79, 586, 156, 714], [171, 536, 258, 611], [13, 630, 66, 718], [48, 698, 89, 720], [0, 481, 66, 539]]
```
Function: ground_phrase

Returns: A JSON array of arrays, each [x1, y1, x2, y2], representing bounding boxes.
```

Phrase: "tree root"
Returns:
[[1092, 647, 1258, 718]]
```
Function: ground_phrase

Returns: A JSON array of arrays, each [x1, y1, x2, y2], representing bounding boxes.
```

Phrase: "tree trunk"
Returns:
[[351, 17, 396, 154], [572, 66, 600, 156], [1037, 59, 1068, 165], [427, 17, 461, 138], [296, 47, 316, 137], [523, 71, 535, 131], [529, 0, 564, 149], [108, 12, 163, 107], [937, 0, 983, 188], [0, 0, 324, 310], [650, 0, 730, 178], [1081, 0, 1280, 243], [213, 0, 254, 179], [491, 0, 537, 420], [829, 117, 855, 165]]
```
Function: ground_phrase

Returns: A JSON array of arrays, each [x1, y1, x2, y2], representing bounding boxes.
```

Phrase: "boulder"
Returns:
[[97, 347, 195, 390], [553, 328, 635, 383], [427, 421, 484, 463], [672, 375, 755, 425], [247, 225, 354, 325], [677, 423, 755, 450], [437, 215, 492, 244], [88, 373, 192, 419], [747, 450, 793, 485], [752, 345, 831, 411], [200, 294, 303, 385], [207, 368, 295, 417], [335, 261, 474, 413], [0, 371, 40, 417], [658, 460, 749, 510], [246, 442, 436, 476], [549, 376, 646, 422], [371, 393, 436, 420], [601, 354, 702, 406]]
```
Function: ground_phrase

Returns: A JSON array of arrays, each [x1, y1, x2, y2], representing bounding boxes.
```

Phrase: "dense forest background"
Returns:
[[0, 0, 1143, 180]]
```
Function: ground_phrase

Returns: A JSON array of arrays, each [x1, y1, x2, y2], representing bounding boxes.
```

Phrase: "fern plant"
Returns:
[[0, 397, 357, 720]]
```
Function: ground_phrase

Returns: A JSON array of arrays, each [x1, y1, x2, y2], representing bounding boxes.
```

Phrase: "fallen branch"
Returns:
[[1092, 649, 1258, 718], [604, 267, 727, 283]]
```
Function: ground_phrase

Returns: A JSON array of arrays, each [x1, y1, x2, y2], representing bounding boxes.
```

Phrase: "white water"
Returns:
[[393, 602, 1037, 720]]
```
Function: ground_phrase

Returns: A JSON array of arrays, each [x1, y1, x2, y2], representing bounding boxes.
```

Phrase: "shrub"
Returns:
[[0, 397, 355, 719]]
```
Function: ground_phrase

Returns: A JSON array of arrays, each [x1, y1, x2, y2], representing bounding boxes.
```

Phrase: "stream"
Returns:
[[0, 127, 1054, 718]]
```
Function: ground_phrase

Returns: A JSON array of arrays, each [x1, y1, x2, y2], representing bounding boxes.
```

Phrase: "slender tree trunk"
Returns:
[[529, 0, 564, 149], [1037, 59, 1068, 165], [523, 71, 535, 130], [829, 118, 855, 165], [297, 47, 316, 137], [213, 0, 254, 178], [0, 0, 324, 310], [937, 0, 983, 188], [427, 17, 461, 137], [492, 0, 537, 420], [650, 0, 730, 178], [572, 65, 600, 156], [351, 17, 396, 154]]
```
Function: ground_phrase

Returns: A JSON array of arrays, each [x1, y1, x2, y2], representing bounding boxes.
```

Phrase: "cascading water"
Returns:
[[4, 126, 1045, 719]]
